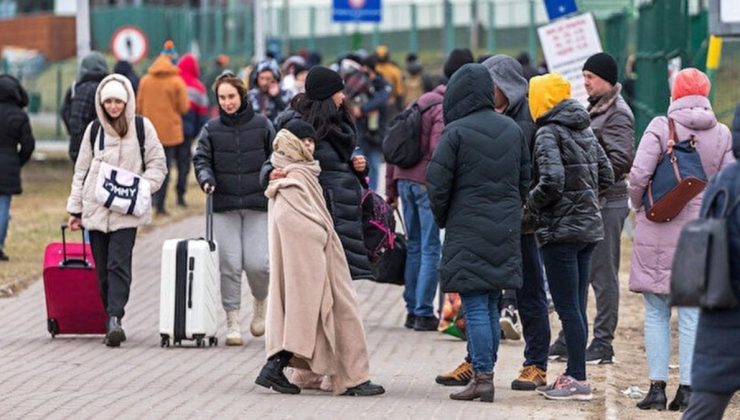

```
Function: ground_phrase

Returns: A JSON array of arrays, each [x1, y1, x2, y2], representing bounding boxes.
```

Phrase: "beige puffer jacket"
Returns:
[[67, 74, 167, 233]]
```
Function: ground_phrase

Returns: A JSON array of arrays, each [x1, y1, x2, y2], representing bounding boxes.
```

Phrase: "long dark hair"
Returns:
[[289, 93, 353, 139]]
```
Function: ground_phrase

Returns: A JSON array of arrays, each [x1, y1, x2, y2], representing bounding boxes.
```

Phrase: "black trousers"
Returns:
[[153, 141, 192, 211], [89, 228, 137, 318]]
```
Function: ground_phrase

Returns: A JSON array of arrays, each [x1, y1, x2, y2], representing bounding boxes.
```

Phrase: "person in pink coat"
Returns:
[[628, 68, 735, 412]]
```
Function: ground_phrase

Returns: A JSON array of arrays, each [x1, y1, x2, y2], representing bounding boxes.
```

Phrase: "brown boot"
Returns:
[[449, 372, 494, 402]]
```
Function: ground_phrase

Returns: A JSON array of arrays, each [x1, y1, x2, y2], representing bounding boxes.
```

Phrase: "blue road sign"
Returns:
[[544, 0, 578, 21], [333, 0, 382, 23]]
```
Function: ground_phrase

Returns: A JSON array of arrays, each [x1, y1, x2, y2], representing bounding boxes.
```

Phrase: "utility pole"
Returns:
[[253, 0, 266, 60], [76, 0, 91, 65]]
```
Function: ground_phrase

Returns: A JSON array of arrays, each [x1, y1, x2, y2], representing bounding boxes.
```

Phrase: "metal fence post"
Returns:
[[444, 0, 454, 54], [372, 24, 380, 48], [308, 6, 316, 52], [245, 6, 254, 60], [528, 0, 537, 62], [214, 7, 224, 55], [486, 1, 495, 53], [55, 64, 62, 138], [409, 3, 418, 53]]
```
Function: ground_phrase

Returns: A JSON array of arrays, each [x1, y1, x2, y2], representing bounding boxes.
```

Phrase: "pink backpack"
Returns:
[[361, 189, 397, 263]]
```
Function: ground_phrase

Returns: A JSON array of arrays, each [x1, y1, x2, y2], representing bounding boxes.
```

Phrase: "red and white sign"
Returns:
[[538, 13, 603, 105], [110, 26, 149, 64]]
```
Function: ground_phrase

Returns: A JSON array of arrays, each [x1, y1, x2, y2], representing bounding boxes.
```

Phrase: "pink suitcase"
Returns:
[[43, 225, 106, 337]]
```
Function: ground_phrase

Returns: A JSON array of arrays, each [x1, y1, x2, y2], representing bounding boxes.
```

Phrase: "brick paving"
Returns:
[[0, 216, 602, 419]]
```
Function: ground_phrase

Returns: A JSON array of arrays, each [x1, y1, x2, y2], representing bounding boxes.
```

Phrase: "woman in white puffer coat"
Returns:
[[66, 74, 167, 347]]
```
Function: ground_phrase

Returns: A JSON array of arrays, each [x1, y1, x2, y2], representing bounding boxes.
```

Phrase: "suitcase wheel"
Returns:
[[196, 338, 204, 348], [209, 337, 217, 347], [47, 319, 59, 338], [160, 337, 170, 348]]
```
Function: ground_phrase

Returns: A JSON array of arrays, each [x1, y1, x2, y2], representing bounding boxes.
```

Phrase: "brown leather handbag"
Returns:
[[643, 118, 708, 223]]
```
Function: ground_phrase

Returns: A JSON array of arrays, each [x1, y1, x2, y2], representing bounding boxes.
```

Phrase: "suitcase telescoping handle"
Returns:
[[60, 224, 91, 268], [206, 193, 215, 249]]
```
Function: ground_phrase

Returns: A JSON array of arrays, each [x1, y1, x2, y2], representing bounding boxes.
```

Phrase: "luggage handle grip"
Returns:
[[60, 224, 91, 268], [205, 194, 215, 250]]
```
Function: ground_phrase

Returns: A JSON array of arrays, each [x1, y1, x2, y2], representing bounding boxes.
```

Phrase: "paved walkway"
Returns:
[[0, 216, 602, 419]]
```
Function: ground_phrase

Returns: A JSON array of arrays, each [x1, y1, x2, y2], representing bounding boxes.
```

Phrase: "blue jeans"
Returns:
[[643, 293, 698, 385], [365, 145, 383, 191], [0, 195, 11, 252], [518, 234, 550, 370], [398, 180, 441, 317], [541, 241, 597, 381], [461, 292, 501, 373]]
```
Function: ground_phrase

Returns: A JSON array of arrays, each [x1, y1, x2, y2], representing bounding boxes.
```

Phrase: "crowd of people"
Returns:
[[0, 38, 738, 415]]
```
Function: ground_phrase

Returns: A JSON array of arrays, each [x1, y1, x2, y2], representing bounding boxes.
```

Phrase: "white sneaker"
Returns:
[[225, 310, 243, 346], [500, 305, 522, 341], [250, 299, 266, 337]]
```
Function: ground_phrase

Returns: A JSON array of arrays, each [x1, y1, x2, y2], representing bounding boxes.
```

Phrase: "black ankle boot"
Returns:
[[636, 381, 667, 410], [105, 316, 126, 348], [341, 380, 386, 396], [668, 384, 691, 412], [255, 351, 300, 394]]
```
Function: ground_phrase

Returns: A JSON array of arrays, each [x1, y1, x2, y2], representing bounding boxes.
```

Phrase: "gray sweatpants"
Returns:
[[213, 209, 270, 311], [555, 199, 629, 348]]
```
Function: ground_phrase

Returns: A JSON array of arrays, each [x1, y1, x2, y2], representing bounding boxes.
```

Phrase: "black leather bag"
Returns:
[[670, 188, 739, 309]]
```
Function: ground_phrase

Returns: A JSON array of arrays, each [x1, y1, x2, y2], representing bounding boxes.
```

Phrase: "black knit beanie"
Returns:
[[305, 66, 345, 101], [444, 48, 474, 79], [582, 52, 618, 86], [284, 119, 317, 141]]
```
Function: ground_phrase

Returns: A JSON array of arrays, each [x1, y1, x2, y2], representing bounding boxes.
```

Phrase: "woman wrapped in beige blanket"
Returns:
[[255, 119, 385, 396]]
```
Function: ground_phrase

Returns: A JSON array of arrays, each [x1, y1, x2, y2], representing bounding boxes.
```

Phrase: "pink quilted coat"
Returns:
[[628, 95, 735, 294]]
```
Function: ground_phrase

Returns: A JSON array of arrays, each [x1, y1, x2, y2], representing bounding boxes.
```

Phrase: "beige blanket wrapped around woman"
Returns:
[[264, 129, 370, 395]]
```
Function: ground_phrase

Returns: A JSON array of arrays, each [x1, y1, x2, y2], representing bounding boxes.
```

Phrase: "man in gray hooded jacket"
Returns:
[[548, 53, 635, 365], [61, 51, 109, 163]]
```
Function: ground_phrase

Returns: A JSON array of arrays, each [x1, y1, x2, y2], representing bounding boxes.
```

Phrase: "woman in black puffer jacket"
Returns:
[[0, 75, 35, 261], [526, 73, 613, 401], [193, 74, 275, 346], [265, 66, 372, 280]]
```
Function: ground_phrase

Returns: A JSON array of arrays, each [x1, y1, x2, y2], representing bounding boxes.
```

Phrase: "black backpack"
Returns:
[[382, 99, 442, 168]]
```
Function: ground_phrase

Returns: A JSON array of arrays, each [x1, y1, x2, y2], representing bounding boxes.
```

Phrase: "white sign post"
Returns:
[[110, 26, 149, 64], [537, 12, 603, 105]]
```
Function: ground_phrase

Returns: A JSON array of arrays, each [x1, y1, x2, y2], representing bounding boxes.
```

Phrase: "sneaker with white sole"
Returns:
[[500, 305, 522, 341], [225, 310, 243, 346], [542, 374, 593, 401], [251, 298, 266, 337]]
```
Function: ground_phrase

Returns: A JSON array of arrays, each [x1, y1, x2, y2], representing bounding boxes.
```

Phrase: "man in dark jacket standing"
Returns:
[[387, 48, 472, 332], [427, 63, 530, 402], [61, 51, 108, 163], [0, 75, 35, 261], [483, 55, 549, 390], [348, 56, 391, 191], [548, 53, 635, 364]]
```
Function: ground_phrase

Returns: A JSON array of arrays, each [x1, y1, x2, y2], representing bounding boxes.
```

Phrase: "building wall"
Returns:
[[0, 14, 76, 60]]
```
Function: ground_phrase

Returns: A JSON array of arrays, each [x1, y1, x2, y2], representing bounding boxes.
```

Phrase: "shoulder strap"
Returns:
[[419, 99, 443, 114], [135, 115, 146, 172], [88, 119, 101, 155]]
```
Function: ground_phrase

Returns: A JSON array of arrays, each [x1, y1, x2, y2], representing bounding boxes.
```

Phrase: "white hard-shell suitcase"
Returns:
[[159, 195, 219, 347]]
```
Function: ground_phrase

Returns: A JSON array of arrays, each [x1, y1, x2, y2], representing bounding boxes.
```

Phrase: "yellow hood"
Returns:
[[528, 73, 571, 121]]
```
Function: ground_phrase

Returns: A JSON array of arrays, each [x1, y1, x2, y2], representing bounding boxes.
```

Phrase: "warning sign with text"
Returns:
[[538, 13, 603, 105]]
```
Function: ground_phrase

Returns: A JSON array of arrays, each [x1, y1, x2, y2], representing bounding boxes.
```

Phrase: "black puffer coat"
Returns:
[[193, 100, 274, 213], [273, 109, 373, 280], [427, 63, 530, 294], [527, 99, 614, 246], [0, 75, 35, 195]]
